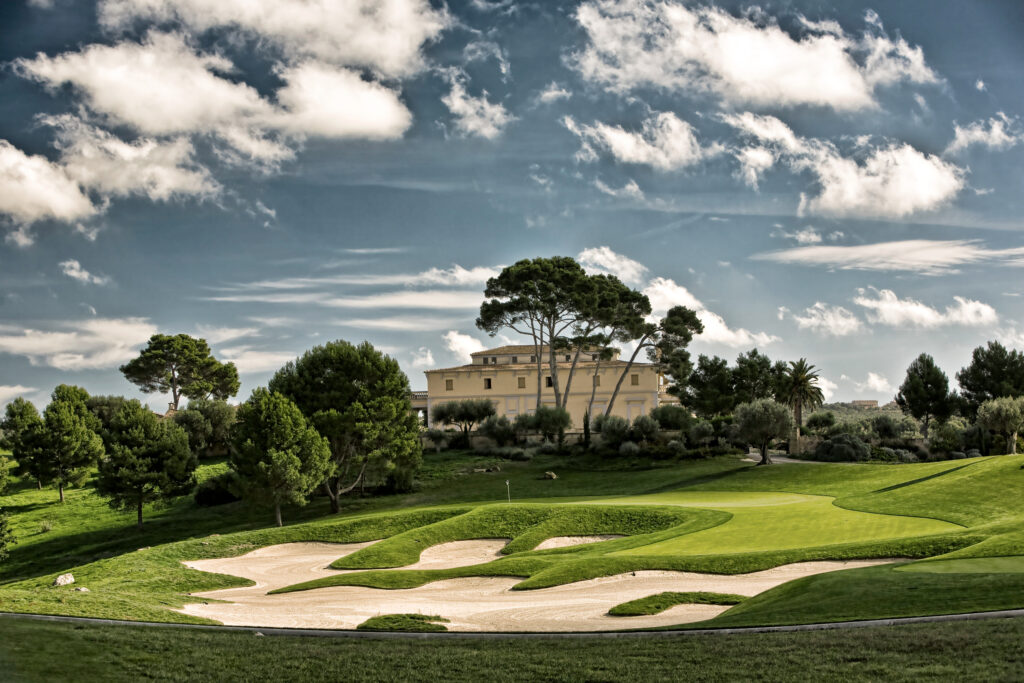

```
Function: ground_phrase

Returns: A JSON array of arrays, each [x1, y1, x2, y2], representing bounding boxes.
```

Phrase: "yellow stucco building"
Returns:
[[424, 345, 676, 429]]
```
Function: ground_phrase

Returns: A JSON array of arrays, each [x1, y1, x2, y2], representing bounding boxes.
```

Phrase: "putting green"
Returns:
[[587, 491, 962, 556], [897, 556, 1024, 574]]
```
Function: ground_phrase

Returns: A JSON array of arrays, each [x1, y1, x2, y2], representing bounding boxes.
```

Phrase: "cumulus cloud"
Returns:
[[578, 246, 649, 285], [0, 385, 39, 408], [443, 330, 486, 362], [779, 302, 862, 336], [409, 347, 436, 369], [535, 82, 572, 104], [752, 239, 1024, 275], [818, 376, 838, 402], [945, 113, 1023, 155], [564, 112, 721, 171], [643, 277, 779, 348], [0, 140, 96, 229], [593, 178, 645, 200], [852, 287, 998, 328], [219, 346, 296, 374], [571, 1, 937, 111], [441, 76, 516, 140], [97, 0, 449, 79], [59, 259, 111, 286], [724, 112, 965, 219], [0, 317, 156, 370], [843, 371, 893, 394], [772, 226, 823, 244]]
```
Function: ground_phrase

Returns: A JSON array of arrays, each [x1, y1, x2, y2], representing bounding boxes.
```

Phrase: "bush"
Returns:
[[194, 471, 241, 507], [532, 406, 572, 444], [619, 441, 641, 457], [966, 448, 981, 458], [599, 416, 630, 450], [805, 411, 836, 435], [688, 420, 715, 450], [896, 449, 918, 463], [424, 428, 450, 453], [871, 415, 901, 441], [631, 415, 660, 444], [814, 433, 870, 462], [649, 405, 691, 431], [478, 415, 516, 447], [949, 451, 967, 460], [928, 421, 963, 455], [871, 446, 897, 462], [537, 440, 558, 455]]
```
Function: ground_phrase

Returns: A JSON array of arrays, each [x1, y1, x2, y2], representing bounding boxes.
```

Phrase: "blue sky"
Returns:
[[1, 0, 1023, 410]]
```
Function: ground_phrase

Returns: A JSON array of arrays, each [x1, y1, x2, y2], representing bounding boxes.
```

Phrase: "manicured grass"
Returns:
[[896, 555, 1024, 574], [3, 615, 1024, 682], [356, 613, 450, 632], [608, 592, 745, 616]]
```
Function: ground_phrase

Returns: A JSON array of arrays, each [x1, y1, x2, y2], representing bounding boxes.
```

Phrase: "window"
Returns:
[[518, 377, 526, 389], [565, 354, 571, 362], [445, 379, 453, 391], [591, 354, 599, 361], [545, 376, 553, 388], [630, 374, 639, 386], [481, 357, 489, 365], [530, 355, 536, 363], [593, 375, 601, 387], [511, 356, 518, 363], [484, 378, 492, 390], [491, 357, 497, 364]]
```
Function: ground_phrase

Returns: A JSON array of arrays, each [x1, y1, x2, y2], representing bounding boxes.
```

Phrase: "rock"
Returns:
[[53, 573, 75, 587], [75, 587, 90, 593], [472, 468, 488, 473], [254, 632, 265, 637], [544, 471, 558, 480]]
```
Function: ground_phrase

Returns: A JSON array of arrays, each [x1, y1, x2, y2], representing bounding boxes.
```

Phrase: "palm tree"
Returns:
[[782, 359, 825, 454]]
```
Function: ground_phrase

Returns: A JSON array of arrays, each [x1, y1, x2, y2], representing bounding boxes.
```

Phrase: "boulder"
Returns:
[[544, 471, 558, 480], [74, 587, 90, 593], [53, 573, 75, 587]]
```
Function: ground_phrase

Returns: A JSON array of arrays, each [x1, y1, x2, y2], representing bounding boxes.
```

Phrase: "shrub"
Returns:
[[966, 448, 981, 458], [814, 433, 870, 462], [649, 405, 691, 431], [599, 416, 630, 450], [532, 406, 572, 444], [495, 446, 530, 461], [928, 421, 963, 454], [871, 446, 897, 462], [619, 441, 641, 457], [194, 471, 241, 507], [949, 451, 967, 460], [896, 449, 918, 463], [631, 415, 660, 444], [424, 428, 449, 453], [871, 415, 901, 441], [805, 411, 836, 435], [537, 440, 558, 455], [478, 415, 516, 447], [688, 420, 715, 450]]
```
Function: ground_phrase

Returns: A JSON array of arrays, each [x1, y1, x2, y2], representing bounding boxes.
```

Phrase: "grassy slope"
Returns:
[[2, 615, 1023, 682], [608, 591, 745, 616]]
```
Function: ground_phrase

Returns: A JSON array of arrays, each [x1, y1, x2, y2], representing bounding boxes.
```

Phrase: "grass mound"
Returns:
[[608, 591, 745, 616], [356, 613, 450, 632]]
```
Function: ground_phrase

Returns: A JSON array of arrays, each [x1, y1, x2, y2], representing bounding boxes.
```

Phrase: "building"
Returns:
[[423, 345, 676, 429], [849, 400, 879, 409]]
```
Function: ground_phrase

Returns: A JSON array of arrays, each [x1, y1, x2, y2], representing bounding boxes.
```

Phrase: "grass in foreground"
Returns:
[[2, 615, 1024, 682], [608, 591, 745, 616], [356, 613, 449, 632]]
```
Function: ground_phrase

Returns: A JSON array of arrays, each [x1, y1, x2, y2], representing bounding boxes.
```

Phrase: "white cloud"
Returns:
[[593, 178, 645, 200], [780, 302, 862, 336], [0, 317, 156, 370], [336, 316, 464, 332], [6, 225, 37, 249], [0, 385, 39, 408], [441, 76, 516, 140], [843, 371, 893, 394], [643, 277, 779, 348], [208, 289, 483, 310], [752, 239, 1024, 275], [945, 113, 1022, 155], [818, 376, 838, 402], [724, 112, 965, 219], [564, 112, 720, 171], [195, 325, 259, 344], [0, 139, 96, 227], [578, 246, 649, 285], [409, 347, 435, 369], [228, 265, 500, 291], [772, 226, 822, 244], [975, 79, 986, 91], [463, 40, 510, 79], [853, 287, 998, 328], [733, 146, 775, 189], [443, 330, 486, 363], [535, 82, 572, 104], [59, 259, 111, 286], [219, 346, 295, 374], [97, 0, 449, 79], [571, 1, 937, 111]]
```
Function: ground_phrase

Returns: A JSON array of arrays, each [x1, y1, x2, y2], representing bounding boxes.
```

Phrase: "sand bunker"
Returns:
[[534, 535, 625, 550], [181, 541, 894, 631]]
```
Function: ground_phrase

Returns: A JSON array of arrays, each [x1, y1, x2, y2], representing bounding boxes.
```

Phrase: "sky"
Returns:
[[1, 0, 1024, 411]]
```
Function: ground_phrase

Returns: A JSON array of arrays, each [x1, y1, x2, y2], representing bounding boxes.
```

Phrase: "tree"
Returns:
[[731, 349, 776, 405], [430, 399, 496, 437], [120, 334, 240, 411], [0, 510, 12, 562], [96, 400, 197, 528], [585, 287, 651, 419], [735, 399, 795, 466], [1, 398, 45, 489], [478, 415, 515, 447], [269, 340, 421, 513], [173, 398, 237, 458], [682, 355, 735, 418], [895, 353, 954, 439], [780, 359, 825, 454], [688, 420, 715, 452], [41, 385, 105, 503], [230, 389, 331, 526], [805, 411, 836, 436], [531, 406, 572, 444], [977, 397, 1024, 455], [956, 342, 1024, 418]]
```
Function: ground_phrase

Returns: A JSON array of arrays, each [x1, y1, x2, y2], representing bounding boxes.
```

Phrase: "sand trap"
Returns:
[[180, 542, 895, 631], [534, 535, 625, 550]]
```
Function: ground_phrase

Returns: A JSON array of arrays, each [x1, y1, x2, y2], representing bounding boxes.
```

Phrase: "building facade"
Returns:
[[424, 345, 676, 429]]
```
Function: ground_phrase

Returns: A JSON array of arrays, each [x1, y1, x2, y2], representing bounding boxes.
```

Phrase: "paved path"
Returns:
[[4, 608, 1024, 639]]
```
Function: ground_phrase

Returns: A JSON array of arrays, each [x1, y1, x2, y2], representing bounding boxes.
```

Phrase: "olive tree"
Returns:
[[430, 399, 496, 437], [977, 397, 1024, 455], [735, 399, 795, 466]]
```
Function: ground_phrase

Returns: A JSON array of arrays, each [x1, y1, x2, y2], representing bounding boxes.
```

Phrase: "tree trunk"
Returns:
[[275, 503, 283, 527], [1011, 429, 1019, 455], [792, 400, 803, 455], [323, 481, 340, 514], [561, 347, 584, 410], [758, 442, 772, 465], [548, 324, 562, 408], [37, 478, 42, 490], [586, 357, 604, 420], [922, 415, 930, 440], [605, 337, 649, 417], [59, 482, 64, 503], [137, 497, 144, 529]]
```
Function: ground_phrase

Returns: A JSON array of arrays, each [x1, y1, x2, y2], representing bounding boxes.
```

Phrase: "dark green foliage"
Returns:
[[597, 415, 629, 449], [735, 400, 794, 465], [649, 404, 691, 431], [927, 421, 964, 455], [688, 420, 715, 450], [780, 359, 825, 432], [871, 414, 901, 440], [230, 389, 332, 526], [96, 401, 197, 528], [731, 349, 777, 405], [423, 428, 450, 453], [805, 411, 836, 435], [956, 341, 1024, 418], [1, 397, 45, 486], [0, 456, 7, 495], [682, 355, 735, 417], [814, 434, 870, 462], [269, 340, 421, 511], [173, 399, 236, 458], [120, 334, 239, 410], [41, 385, 105, 502], [630, 414, 659, 443], [896, 353, 954, 439], [582, 409, 591, 448], [85, 395, 130, 434], [527, 406, 572, 443], [431, 399, 497, 435], [608, 591, 745, 616], [0, 509, 12, 561], [478, 415, 515, 446], [356, 613, 449, 632], [193, 471, 241, 507]]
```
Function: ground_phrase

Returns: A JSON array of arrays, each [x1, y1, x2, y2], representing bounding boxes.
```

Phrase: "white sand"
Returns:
[[180, 541, 894, 632], [534, 535, 625, 550]]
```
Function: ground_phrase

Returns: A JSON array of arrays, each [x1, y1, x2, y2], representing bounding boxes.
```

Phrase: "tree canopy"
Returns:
[[681, 355, 735, 418], [40, 385, 105, 503], [1, 397, 45, 488], [735, 399, 794, 466], [956, 341, 1024, 418], [977, 397, 1024, 455], [172, 398, 237, 459], [779, 359, 825, 452], [430, 399, 496, 435], [120, 334, 240, 410], [895, 353, 954, 439], [731, 349, 777, 406]]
